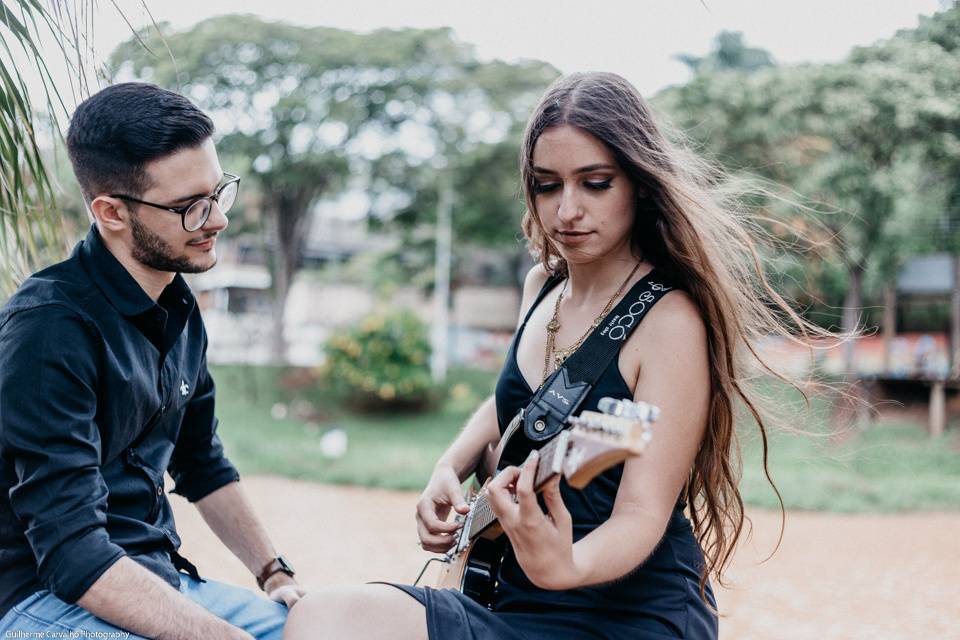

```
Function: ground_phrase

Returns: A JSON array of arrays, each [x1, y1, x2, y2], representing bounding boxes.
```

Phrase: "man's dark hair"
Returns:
[[66, 82, 214, 203]]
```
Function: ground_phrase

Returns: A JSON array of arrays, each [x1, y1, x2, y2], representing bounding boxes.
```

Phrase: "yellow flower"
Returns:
[[378, 384, 396, 400]]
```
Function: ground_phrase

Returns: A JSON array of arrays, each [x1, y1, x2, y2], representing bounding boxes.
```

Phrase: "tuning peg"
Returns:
[[597, 397, 659, 422]]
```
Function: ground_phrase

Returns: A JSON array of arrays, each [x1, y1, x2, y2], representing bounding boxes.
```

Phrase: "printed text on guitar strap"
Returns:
[[498, 269, 674, 469]]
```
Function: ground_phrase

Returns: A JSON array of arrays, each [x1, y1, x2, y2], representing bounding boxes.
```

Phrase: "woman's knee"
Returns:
[[284, 585, 426, 640]]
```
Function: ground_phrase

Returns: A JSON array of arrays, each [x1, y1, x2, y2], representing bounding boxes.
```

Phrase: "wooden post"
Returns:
[[882, 284, 896, 374], [929, 381, 946, 438], [951, 255, 960, 378]]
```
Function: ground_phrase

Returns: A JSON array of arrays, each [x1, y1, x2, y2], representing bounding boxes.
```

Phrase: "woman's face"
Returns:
[[531, 124, 636, 266]]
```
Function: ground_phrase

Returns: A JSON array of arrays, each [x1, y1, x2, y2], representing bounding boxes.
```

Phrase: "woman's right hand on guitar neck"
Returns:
[[416, 463, 470, 553], [416, 396, 502, 553]]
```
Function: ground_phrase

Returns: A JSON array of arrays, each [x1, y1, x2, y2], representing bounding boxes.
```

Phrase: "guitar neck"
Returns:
[[466, 435, 566, 540]]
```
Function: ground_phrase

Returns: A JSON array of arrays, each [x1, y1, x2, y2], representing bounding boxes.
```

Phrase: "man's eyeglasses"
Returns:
[[110, 173, 241, 232]]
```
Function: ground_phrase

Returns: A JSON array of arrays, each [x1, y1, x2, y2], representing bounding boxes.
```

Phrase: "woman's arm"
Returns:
[[416, 264, 552, 553], [487, 291, 711, 589], [415, 396, 500, 553]]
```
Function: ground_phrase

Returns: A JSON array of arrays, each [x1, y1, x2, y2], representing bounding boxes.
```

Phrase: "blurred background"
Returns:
[[2, 2, 958, 638]]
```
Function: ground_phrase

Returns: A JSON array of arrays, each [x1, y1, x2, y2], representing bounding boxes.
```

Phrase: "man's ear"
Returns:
[[89, 196, 129, 232]]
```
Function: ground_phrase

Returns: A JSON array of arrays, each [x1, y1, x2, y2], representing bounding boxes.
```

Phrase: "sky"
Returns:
[[79, 0, 944, 97], [13, 0, 942, 221]]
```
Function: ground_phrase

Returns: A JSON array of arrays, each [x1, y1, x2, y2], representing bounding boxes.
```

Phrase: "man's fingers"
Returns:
[[269, 585, 306, 609]]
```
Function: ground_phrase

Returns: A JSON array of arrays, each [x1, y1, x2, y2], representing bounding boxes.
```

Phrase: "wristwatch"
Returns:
[[256, 555, 295, 590]]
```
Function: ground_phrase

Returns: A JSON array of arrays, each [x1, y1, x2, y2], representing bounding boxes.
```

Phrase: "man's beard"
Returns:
[[129, 210, 216, 274]]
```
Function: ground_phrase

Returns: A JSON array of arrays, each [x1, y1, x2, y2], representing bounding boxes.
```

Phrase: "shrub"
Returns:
[[321, 308, 433, 411]]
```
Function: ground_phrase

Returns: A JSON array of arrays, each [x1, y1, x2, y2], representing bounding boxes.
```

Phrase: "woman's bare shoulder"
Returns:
[[632, 289, 708, 361], [517, 263, 552, 321]]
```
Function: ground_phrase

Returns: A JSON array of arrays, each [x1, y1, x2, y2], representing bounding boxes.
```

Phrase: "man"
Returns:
[[0, 83, 303, 639]]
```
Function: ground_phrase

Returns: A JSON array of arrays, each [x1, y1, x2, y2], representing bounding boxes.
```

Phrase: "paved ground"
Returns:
[[171, 476, 959, 639]]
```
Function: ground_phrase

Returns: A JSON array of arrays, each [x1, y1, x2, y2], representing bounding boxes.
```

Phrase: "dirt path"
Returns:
[[171, 476, 959, 639]]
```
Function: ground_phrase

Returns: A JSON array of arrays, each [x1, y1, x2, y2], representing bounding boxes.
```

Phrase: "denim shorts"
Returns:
[[0, 574, 288, 639]]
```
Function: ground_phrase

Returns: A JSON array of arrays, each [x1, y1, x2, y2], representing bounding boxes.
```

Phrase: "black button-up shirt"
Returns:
[[0, 226, 239, 618]]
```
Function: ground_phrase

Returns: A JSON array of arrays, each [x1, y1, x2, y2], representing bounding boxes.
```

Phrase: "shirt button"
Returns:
[[157, 486, 163, 496]]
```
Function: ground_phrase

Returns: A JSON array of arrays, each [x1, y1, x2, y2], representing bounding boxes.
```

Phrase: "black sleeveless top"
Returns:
[[491, 275, 719, 638]]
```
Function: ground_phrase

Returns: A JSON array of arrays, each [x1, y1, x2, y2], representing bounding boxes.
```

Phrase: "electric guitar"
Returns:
[[426, 397, 658, 608]]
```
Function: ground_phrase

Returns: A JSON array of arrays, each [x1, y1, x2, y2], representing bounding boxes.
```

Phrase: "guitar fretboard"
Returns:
[[466, 436, 565, 540]]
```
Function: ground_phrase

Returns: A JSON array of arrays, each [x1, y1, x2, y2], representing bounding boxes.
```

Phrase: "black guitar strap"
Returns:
[[500, 268, 675, 467]]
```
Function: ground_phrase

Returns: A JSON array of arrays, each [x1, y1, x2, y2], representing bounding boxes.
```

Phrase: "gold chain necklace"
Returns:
[[541, 262, 642, 383]]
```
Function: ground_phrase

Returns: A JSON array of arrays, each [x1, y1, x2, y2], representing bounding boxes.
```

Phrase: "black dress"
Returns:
[[388, 277, 719, 639]]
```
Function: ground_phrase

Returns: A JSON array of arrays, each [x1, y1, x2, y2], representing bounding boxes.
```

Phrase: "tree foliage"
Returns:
[[676, 30, 775, 76], [110, 15, 557, 358], [657, 5, 960, 339], [0, 0, 99, 296]]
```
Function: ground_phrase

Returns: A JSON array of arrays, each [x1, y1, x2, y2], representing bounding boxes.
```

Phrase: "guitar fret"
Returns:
[[467, 440, 566, 541], [469, 494, 495, 537]]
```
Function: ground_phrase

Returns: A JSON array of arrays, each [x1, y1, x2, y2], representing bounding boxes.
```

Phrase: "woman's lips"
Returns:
[[556, 230, 593, 245]]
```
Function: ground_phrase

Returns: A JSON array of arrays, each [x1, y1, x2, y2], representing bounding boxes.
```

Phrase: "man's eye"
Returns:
[[533, 182, 560, 194], [585, 179, 613, 191]]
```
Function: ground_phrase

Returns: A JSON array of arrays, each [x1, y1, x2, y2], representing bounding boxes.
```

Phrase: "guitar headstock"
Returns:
[[545, 398, 657, 489]]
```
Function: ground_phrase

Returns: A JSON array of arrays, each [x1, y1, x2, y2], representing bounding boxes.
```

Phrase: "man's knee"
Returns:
[[180, 577, 288, 640]]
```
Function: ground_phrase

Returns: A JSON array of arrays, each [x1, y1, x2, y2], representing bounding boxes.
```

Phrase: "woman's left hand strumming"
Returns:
[[486, 450, 582, 590]]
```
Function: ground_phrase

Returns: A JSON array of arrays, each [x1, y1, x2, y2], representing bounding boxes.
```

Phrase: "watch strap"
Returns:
[[257, 555, 294, 590]]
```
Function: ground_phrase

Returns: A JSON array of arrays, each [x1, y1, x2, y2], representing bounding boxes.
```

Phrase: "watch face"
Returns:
[[277, 555, 294, 574]]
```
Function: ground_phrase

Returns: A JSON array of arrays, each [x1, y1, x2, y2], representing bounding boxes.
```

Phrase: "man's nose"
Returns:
[[203, 199, 229, 232]]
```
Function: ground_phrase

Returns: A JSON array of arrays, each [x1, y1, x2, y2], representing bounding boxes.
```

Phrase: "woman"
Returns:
[[285, 71, 810, 639]]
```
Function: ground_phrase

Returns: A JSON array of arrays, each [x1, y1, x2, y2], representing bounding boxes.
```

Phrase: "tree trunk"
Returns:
[[882, 284, 896, 374], [267, 193, 314, 364], [269, 213, 293, 365], [842, 264, 865, 378]]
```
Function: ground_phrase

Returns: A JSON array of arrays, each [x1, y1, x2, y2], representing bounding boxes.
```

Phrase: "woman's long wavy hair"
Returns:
[[520, 72, 829, 595]]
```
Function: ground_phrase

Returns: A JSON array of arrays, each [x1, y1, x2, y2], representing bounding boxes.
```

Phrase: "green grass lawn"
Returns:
[[211, 365, 494, 490], [211, 365, 960, 511]]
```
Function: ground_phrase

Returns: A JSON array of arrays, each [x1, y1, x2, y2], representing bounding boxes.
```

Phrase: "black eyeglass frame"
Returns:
[[110, 173, 241, 232]]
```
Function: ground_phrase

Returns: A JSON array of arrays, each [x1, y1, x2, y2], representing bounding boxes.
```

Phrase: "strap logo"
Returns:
[[547, 388, 573, 406], [601, 281, 672, 342]]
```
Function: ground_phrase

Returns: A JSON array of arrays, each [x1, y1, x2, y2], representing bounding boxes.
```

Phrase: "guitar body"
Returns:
[[435, 535, 507, 609]]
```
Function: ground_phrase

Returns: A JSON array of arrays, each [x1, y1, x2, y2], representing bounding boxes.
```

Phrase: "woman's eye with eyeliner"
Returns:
[[534, 182, 560, 194], [585, 179, 613, 191]]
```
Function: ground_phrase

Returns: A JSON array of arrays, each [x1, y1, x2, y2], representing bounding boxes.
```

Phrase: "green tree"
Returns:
[[369, 61, 559, 291], [111, 16, 557, 361], [658, 9, 960, 374]]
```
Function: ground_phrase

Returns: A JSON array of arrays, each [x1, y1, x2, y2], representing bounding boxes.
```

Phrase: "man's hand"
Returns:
[[263, 573, 306, 608], [77, 557, 256, 640]]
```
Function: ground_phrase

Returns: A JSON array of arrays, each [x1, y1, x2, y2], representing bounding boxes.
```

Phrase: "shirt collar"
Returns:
[[77, 225, 195, 318]]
